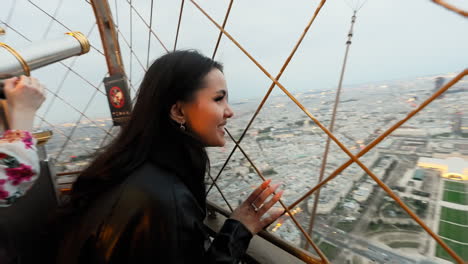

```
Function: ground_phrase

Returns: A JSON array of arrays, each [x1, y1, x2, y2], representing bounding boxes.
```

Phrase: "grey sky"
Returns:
[[1, 0, 467, 124]]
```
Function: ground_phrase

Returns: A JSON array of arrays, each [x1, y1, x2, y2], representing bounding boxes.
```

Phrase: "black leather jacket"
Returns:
[[56, 163, 252, 263]]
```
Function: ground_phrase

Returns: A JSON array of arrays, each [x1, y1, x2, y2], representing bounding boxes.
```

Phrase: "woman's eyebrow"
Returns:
[[216, 90, 226, 96]]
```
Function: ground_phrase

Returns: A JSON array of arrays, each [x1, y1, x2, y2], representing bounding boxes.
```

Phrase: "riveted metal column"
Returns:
[[90, 0, 132, 125], [90, 0, 125, 75]]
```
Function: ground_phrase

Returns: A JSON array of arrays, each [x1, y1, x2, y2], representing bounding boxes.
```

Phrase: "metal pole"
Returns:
[[90, 0, 125, 76], [90, 0, 132, 125], [305, 10, 357, 250]]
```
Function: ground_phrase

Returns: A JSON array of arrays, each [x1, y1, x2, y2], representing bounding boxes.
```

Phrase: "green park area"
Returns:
[[435, 238, 468, 263], [444, 181, 466, 192], [318, 241, 339, 261], [436, 183, 468, 262], [442, 190, 468, 205], [440, 207, 468, 225], [438, 221, 468, 243]]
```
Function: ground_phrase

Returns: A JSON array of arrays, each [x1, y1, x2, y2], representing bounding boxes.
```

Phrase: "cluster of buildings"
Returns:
[[207, 75, 468, 262]]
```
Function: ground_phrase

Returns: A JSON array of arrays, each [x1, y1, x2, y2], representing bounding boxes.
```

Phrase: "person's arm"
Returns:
[[4, 76, 46, 131], [104, 178, 283, 263], [106, 185, 252, 263], [0, 130, 39, 206], [204, 218, 253, 263], [204, 180, 284, 263]]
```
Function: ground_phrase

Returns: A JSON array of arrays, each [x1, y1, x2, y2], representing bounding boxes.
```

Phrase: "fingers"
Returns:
[[39, 83, 46, 99], [4, 76, 45, 96], [245, 179, 271, 204], [3, 75, 46, 114], [3, 76, 19, 91], [30, 77, 46, 100], [5, 75, 30, 93], [30, 77, 40, 89], [19, 75, 29, 87], [260, 207, 285, 227], [232, 180, 285, 235], [252, 183, 280, 208], [258, 189, 284, 216]]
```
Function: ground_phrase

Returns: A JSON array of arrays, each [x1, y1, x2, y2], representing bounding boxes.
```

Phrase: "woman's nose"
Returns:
[[225, 104, 234, 118]]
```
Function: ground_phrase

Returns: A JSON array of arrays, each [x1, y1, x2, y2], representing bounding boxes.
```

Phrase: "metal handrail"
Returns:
[[207, 201, 323, 264]]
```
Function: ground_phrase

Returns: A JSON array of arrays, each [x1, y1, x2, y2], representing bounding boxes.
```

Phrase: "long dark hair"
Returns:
[[70, 50, 223, 209]]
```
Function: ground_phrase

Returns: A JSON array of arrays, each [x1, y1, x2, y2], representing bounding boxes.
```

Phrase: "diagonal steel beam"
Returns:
[[191, 1, 329, 261], [204, 0, 238, 213], [306, 10, 358, 250], [173, 0, 185, 51], [206, 0, 327, 197], [211, 0, 233, 60], [289, 70, 467, 263], [432, 0, 468, 17]]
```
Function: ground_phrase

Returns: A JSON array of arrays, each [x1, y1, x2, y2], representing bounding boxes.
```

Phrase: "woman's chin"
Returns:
[[206, 138, 225, 148]]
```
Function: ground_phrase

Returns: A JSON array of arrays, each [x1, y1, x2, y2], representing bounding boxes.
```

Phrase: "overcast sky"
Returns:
[[1, 0, 467, 124]]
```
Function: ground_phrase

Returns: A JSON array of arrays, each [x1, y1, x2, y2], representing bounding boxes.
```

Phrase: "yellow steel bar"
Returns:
[[289, 70, 468, 263], [224, 129, 329, 263], [212, 0, 234, 60], [432, 0, 468, 17], [307, 11, 358, 245], [289, 69, 467, 209], [206, 0, 326, 197], [205, 0, 237, 213], [192, 1, 330, 261], [173, 0, 185, 51]]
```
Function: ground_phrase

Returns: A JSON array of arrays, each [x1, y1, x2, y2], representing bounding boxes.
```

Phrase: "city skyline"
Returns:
[[1, 0, 467, 124]]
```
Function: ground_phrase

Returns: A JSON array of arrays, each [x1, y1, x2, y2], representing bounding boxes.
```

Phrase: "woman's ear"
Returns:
[[169, 101, 185, 124]]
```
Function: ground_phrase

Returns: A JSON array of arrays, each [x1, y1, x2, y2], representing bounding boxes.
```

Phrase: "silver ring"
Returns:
[[251, 203, 259, 212], [251, 202, 264, 212]]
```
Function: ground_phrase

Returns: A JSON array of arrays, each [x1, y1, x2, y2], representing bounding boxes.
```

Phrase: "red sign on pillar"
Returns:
[[104, 74, 132, 126]]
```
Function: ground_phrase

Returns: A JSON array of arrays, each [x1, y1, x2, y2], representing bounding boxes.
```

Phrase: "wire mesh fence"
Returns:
[[1, 0, 467, 263]]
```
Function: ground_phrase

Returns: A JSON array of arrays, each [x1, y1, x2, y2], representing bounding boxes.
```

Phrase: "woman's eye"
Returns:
[[214, 96, 224, 102]]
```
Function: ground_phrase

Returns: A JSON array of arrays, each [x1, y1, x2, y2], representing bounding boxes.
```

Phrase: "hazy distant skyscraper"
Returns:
[[434, 77, 446, 99], [434, 77, 446, 91]]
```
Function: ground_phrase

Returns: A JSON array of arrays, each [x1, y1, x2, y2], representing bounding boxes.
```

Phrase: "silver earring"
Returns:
[[180, 122, 185, 131]]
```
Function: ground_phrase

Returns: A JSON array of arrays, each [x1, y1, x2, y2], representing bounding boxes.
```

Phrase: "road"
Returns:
[[313, 221, 420, 263]]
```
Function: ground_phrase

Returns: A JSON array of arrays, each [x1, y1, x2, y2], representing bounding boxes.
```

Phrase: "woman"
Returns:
[[55, 50, 284, 263], [0, 75, 46, 263], [0, 76, 46, 206]]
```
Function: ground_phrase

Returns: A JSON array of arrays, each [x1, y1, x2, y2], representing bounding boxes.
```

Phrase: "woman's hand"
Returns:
[[3, 75, 46, 131], [230, 179, 284, 234]]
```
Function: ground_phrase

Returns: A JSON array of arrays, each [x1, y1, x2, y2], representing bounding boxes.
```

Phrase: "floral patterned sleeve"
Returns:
[[0, 130, 39, 207]]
